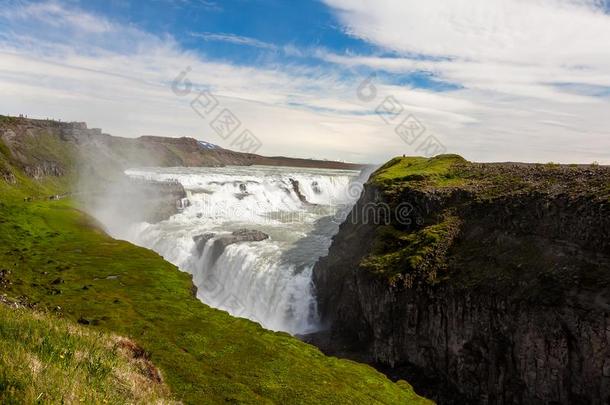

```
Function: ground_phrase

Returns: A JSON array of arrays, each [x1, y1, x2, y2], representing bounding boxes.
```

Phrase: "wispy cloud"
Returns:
[[158, 0, 222, 11], [1, 0, 113, 33], [321, 0, 610, 101], [317, 0, 610, 162], [191, 32, 278, 51]]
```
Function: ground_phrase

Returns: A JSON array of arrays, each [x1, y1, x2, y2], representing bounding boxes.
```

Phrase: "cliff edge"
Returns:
[[313, 155, 610, 404]]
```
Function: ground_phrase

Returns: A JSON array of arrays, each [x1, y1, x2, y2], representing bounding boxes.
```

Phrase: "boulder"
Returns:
[[192, 232, 216, 256], [229, 229, 269, 243], [207, 229, 270, 266], [289, 178, 313, 206]]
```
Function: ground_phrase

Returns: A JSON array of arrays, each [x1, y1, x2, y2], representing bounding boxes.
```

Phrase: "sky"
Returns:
[[1, 0, 609, 164]]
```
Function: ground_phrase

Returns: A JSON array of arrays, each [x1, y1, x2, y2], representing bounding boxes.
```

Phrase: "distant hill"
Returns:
[[0, 116, 363, 189]]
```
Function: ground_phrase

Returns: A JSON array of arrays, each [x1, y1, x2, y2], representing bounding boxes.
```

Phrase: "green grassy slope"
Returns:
[[0, 303, 172, 404], [0, 141, 431, 403]]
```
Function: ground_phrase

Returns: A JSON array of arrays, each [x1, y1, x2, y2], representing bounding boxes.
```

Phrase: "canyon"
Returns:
[[0, 116, 430, 404], [3, 116, 609, 404]]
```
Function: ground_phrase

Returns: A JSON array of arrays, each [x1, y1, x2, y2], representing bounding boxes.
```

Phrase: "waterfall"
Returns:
[[117, 165, 361, 334]]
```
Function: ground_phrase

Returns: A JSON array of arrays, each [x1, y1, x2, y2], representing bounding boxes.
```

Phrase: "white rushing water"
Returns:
[[114, 165, 362, 334]]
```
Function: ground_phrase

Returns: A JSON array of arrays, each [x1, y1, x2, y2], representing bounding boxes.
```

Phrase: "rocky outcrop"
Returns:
[[23, 161, 65, 178], [193, 233, 216, 256], [313, 157, 610, 404], [289, 178, 313, 206], [0, 170, 16, 184], [81, 177, 188, 226], [214, 229, 270, 252], [229, 229, 269, 242], [194, 229, 269, 266], [115, 178, 186, 224]]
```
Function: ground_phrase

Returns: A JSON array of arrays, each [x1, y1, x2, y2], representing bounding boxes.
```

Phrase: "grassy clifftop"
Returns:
[[362, 155, 468, 283], [361, 155, 610, 297], [370, 154, 609, 198], [371, 154, 466, 187], [0, 130, 431, 403]]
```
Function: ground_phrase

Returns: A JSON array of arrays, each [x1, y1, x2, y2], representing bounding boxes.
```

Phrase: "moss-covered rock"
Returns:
[[360, 215, 461, 285]]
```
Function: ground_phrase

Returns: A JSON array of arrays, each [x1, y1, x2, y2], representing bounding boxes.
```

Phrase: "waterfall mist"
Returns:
[[113, 165, 365, 334]]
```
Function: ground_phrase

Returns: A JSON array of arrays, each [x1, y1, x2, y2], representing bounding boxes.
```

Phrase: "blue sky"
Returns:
[[74, 0, 458, 90], [84, 1, 374, 61], [1, 0, 609, 163]]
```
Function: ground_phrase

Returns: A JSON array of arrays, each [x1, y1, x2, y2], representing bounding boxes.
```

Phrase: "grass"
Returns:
[[0, 115, 20, 126], [0, 303, 172, 404], [0, 202, 431, 404], [370, 154, 467, 189], [360, 216, 460, 284], [0, 136, 12, 159], [19, 128, 77, 171], [0, 138, 432, 403], [0, 162, 72, 202]]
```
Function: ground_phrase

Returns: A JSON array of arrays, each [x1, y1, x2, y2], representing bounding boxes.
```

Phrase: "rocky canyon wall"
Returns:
[[313, 157, 610, 404]]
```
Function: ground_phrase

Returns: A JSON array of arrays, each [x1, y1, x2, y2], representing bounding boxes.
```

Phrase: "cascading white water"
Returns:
[[114, 165, 362, 334]]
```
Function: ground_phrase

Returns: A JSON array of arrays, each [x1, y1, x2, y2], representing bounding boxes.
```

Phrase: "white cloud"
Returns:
[[0, 0, 608, 164], [1, 1, 114, 33], [191, 32, 278, 51], [321, 0, 610, 97], [323, 0, 610, 64], [319, 0, 610, 163]]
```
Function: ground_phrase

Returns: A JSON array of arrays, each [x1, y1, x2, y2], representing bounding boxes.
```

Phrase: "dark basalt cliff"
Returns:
[[312, 155, 610, 404]]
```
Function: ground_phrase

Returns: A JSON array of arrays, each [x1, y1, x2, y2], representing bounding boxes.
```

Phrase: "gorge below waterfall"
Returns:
[[104, 165, 364, 334]]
